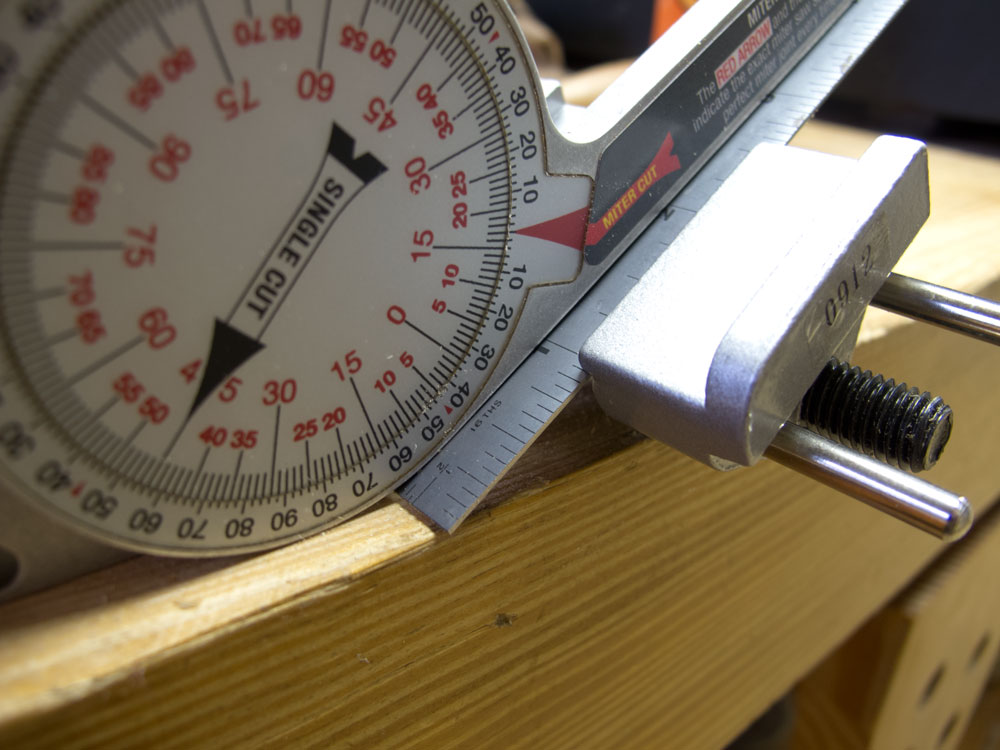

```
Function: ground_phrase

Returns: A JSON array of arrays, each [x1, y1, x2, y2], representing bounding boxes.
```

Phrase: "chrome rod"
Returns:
[[872, 273, 1000, 346], [765, 422, 971, 540]]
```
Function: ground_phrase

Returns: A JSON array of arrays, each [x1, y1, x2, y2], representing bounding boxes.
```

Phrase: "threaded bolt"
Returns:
[[799, 359, 953, 473]]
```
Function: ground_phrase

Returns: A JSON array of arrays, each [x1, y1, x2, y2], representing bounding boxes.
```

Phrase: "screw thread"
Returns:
[[799, 359, 953, 473]]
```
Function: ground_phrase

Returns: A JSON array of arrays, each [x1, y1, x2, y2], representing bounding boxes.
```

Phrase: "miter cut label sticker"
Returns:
[[515, 133, 678, 253], [585, 0, 850, 265], [586, 132, 680, 246]]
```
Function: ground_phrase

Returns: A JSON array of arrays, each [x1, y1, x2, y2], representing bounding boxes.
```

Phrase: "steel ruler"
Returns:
[[400, 0, 911, 530]]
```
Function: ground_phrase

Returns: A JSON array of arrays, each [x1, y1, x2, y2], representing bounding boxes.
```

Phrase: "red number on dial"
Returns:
[[297, 70, 334, 101], [216, 80, 260, 121], [262, 379, 297, 405], [149, 135, 191, 182], [138, 307, 177, 349]]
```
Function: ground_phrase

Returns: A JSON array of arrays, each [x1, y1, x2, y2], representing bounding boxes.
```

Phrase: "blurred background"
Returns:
[[518, 0, 999, 153]]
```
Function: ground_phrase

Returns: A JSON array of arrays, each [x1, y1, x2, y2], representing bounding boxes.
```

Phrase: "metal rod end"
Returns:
[[937, 496, 973, 542], [765, 422, 972, 541]]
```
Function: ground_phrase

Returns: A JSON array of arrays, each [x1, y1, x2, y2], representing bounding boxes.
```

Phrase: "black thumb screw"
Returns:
[[799, 358, 953, 473]]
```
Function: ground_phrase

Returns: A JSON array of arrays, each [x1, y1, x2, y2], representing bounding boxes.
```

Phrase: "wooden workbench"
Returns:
[[1, 122, 999, 749]]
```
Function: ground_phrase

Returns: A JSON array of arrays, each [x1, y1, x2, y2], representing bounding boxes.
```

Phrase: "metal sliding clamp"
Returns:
[[581, 136, 1000, 540]]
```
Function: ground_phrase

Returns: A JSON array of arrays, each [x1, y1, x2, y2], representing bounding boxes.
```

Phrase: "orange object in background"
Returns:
[[651, 0, 698, 41]]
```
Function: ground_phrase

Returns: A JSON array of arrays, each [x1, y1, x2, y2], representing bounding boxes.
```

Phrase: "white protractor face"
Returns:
[[0, 0, 591, 552]]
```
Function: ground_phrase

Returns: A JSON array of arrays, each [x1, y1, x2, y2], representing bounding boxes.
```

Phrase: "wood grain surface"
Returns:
[[1, 122, 998, 749], [791, 505, 1000, 750]]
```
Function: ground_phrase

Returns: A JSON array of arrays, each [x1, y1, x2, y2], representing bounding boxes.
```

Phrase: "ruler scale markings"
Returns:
[[390, 389, 413, 422], [30, 190, 70, 205], [40, 327, 79, 349], [390, 23, 441, 104], [425, 368, 444, 387], [349, 376, 382, 452], [319, 0, 333, 68], [214, 474, 229, 503], [189, 446, 210, 495], [18, 286, 67, 302], [149, 11, 174, 50], [333, 444, 343, 479], [66, 394, 119, 438], [428, 132, 495, 172], [50, 140, 87, 160], [438, 24, 462, 63], [377, 422, 398, 451], [491, 423, 525, 444], [145, 457, 171, 494], [409, 393, 429, 420], [232, 450, 244, 493], [101, 35, 140, 80], [436, 51, 464, 90], [483, 449, 505, 467], [390, 0, 416, 45], [269, 405, 281, 496], [401, 0, 907, 530], [84, 423, 118, 460], [404, 320, 445, 350], [195, 0, 234, 85], [193, 472, 210, 502], [452, 87, 489, 121], [413, 1, 432, 34], [127, 453, 151, 487], [65, 334, 144, 387]]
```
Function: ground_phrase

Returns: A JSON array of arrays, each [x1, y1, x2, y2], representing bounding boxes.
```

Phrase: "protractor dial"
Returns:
[[0, 0, 591, 552]]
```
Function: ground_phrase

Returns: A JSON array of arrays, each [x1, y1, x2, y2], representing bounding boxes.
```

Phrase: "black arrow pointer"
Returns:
[[188, 319, 264, 416], [176, 122, 386, 427]]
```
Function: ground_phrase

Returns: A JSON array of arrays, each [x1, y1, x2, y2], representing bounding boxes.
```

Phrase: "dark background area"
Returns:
[[529, 0, 657, 66], [529, 0, 1000, 150], [818, 0, 1000, 150]]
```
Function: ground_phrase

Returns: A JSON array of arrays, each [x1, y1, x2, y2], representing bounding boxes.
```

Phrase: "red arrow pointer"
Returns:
[[515, 131, 681, 252], [515, 205, 590, 251]]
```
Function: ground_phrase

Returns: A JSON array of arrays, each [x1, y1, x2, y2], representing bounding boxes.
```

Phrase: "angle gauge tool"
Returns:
[[0, 0, 920, 587]]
